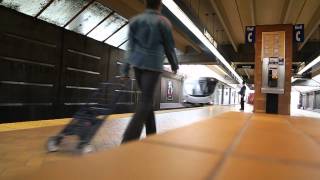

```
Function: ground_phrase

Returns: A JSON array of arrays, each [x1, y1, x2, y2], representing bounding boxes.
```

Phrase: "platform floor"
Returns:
[[0, 105, 245, 178], [1, 105, 320, 179]]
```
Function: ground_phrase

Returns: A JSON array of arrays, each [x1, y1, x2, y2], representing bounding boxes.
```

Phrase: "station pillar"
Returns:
[[254, 25, 293, 115]]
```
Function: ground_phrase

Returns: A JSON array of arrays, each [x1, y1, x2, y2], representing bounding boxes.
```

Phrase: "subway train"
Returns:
[[183, 77, 218, 105], [299, 89, 320, 110]]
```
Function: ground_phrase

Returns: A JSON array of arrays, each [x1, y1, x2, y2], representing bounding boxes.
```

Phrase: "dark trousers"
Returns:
[[122, 68, 160, 143], [240, 96, 245, 110]]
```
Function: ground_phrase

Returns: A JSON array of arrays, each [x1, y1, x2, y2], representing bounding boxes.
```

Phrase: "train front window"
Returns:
[[185, 80, 212, 97]]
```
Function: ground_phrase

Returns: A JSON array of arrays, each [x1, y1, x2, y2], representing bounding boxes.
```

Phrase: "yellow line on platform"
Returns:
[[0, 107, 205, 133], [0, 113, 132, 133]]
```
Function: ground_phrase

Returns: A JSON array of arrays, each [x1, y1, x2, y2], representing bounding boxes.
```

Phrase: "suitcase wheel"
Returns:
[[47, 136, 60, 152], [79, 144, 95, 154]]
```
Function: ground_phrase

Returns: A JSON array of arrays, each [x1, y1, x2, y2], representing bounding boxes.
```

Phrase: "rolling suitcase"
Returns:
[[46, 82, 125, 154]]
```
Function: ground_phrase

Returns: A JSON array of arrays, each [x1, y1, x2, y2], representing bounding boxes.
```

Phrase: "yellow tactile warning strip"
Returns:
[[0, 107, 207, 133], [7, 112, 320, 180], [0, 114, 133, 133], [0, 118, 71, 132]]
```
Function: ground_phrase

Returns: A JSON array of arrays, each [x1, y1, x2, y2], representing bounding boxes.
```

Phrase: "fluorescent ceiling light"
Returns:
[[291, 77, 297, 83], [313, 73, 320, 82], [213, 65, 230, 77], [297, 55, 320, 75], [162, 0, 243, 83]]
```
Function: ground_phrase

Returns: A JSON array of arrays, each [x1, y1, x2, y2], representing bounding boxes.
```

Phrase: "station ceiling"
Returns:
[[177, 0, 320, 83], [98, 0, 320, 83], [1, 0, 319, 84], [192, 0, 320, 47]]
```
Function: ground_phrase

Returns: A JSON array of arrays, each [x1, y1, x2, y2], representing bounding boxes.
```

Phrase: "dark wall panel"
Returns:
[[63, 88, 99, 102], [64, 53, 103, 73], [107, 47, 141, 113], [0, 84, 54, 103], [0, 58, 56, 83], [0, 7, 126, 122], [0, 106, 55, 122], [64, 70, 102, 88], [0, 7, 62, 122], [0, 33, 59, 65], [108, 47, 125, 81], [58, 31, 110, 117]]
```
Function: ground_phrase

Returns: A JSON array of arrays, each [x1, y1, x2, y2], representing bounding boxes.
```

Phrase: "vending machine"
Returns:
[[261, 57, 285, 94]]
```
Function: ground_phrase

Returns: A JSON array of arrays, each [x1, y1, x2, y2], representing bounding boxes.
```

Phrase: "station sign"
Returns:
[[236, 64, 255, 69], [294, 24, 304, 43], [245, 26, 255, 44]]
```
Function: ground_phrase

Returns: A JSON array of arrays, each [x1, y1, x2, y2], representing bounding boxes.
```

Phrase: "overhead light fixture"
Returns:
[[297, 55, 320, 75], [213, 65, 230, 77], [291, 77, 297, 83], [162, 0, 243, 84]]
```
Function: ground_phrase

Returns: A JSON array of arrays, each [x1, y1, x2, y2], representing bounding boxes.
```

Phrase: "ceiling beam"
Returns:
[[298, 5, 320, 50], [173, 53, 218, 65], [173, 27, 202, 53], [249, 0, 255, 25], [35, 0, 54, 18], [63, 0, 95, 28], [244, 69, 251, 79], [209, 0, 238, 52], [235, 0, 245, 35], [312, 68, 320, 77], [281, 0, 293, 24], [294, 0, 307, 24]]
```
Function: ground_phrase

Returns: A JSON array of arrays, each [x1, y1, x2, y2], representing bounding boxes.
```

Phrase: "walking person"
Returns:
[[120, 0, 179, 143], [239, 82, 246, 111]]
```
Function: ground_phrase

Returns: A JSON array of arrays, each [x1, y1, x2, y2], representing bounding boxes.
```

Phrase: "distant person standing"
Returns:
[[121, 0, 179, 143], [239, 82, 246, 111]]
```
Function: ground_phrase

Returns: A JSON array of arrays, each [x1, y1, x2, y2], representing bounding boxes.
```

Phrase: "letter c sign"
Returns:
[[294, 24, 304, 43], [245, 26, 255, 44]]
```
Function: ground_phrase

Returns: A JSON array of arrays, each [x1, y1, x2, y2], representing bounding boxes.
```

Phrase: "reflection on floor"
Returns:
[[5, 110, 320, 180], [0, 105, 243, 178]]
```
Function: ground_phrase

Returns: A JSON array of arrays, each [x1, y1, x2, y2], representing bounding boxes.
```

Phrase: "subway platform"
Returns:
[[1, 105, 320, 180]]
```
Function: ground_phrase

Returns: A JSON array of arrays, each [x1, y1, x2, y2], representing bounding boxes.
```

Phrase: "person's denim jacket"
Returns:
[[121, 9, 179, 75]]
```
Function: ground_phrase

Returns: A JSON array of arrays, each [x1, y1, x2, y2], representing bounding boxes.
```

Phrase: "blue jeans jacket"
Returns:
[[122, 9, 179, 75]]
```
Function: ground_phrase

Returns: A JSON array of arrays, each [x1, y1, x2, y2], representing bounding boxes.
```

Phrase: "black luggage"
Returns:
[[46, 82, 125, 154]]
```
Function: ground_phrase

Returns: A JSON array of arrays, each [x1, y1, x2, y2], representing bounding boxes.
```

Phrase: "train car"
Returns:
[[299, 89, 320, 110], [183, 77, 218, 105], [214, 83, 240, 105]]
